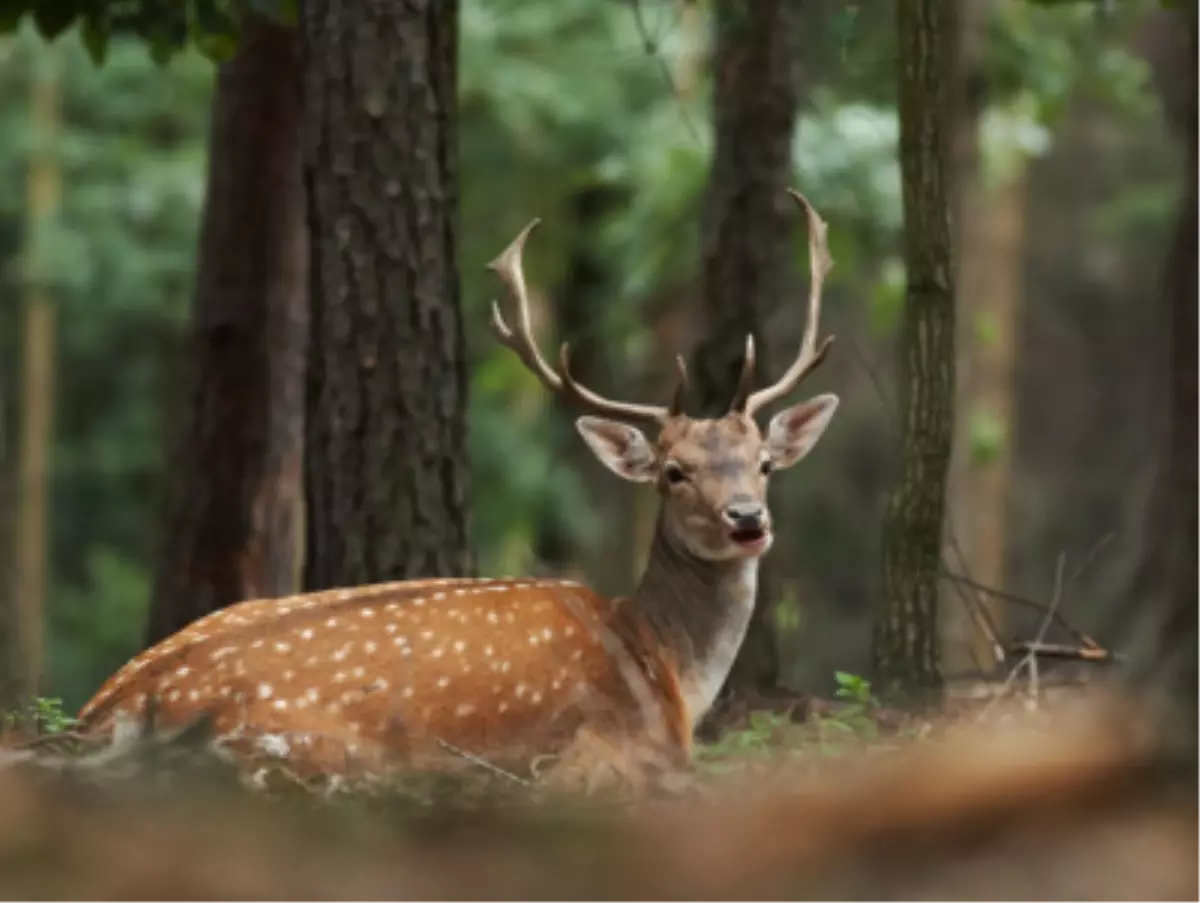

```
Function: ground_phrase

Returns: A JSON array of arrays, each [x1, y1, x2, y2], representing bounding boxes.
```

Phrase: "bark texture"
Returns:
[[872, 0, 958, 701], [301, 0, 471, 590], [146, 20, 307, 645], [692, 0, 804, 697]]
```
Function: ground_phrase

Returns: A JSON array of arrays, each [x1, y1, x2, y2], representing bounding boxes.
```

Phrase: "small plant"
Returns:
[[3, 696, 79, 736], [816, 672, 881, 743], [833, 671, 878, 708]]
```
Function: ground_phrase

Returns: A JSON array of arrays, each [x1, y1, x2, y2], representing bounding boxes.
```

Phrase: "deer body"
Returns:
[[78, 576, 692, 777], [77, 516, 761, 780], [79, 190, 839, 787]]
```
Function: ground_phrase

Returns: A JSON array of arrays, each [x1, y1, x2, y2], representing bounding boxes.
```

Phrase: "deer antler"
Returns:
[[488, 219, 686, 426], [731, 189, 836, 417]]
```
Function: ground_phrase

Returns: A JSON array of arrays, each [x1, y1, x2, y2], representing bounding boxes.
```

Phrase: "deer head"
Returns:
[[488, 189, 839, 564]]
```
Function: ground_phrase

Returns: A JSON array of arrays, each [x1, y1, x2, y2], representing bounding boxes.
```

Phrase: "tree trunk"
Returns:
[[693, 0, 803, 697], [1133, 6, 1197, 757], [942, 0, 1026, 678], [538, 184, 628, 593], [10, 45, 61, 709], [301, 0, 471, 590], [872, 0, 957, 702], [146, 20, 307, 645]]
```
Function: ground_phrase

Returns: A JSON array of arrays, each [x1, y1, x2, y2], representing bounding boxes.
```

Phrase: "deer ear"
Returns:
[[766, 394, 839, 470], [575, 416, 658, 483]]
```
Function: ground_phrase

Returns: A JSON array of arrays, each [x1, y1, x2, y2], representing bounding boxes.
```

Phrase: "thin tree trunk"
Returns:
[[693, 0, 803, 698], [955, 166, 1024, 667], [1133, 6, 1197, 757], [11, 46, 61, 708], [943, 0, 1027, 675], [146, 20, 307, 645], [301, 0, 471, 590], [0, 381, 14, 715], [872, 0, 958, 702]]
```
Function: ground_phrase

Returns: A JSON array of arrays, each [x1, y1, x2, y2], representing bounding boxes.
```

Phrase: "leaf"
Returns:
[[246, 0, 298, 25], [195, 32, 237, 63], [148, 37, 174, 65], [80, 13, 109, 66], [969, 408, 1008, 466], [33, 3, 80, 40], [190, 0, 242, 61], [0, 3, 26, 34]]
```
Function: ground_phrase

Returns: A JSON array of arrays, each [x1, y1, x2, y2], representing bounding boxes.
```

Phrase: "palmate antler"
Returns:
[[487, 220, 687, 426], [728, 189, 836, 417], [487, 189, 833, 424]]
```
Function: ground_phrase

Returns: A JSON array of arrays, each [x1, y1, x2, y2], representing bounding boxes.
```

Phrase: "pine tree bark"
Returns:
[[693, 0, 803, 697], [146, 20, 307, 645], [301, 0, 471, 590], [872, 0, 958, 701]]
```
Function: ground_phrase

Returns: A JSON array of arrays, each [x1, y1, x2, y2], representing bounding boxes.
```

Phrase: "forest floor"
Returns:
[[689, 669, 1102, 785], [0, 676, 1192, 899], [0, 666, 1107, 805]]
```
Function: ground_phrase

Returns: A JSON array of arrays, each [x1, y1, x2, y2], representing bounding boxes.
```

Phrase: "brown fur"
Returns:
[[77, 577, 691, 785]]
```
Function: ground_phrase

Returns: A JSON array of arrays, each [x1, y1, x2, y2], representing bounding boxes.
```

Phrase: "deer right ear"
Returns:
[[575, 416, 658, 483]]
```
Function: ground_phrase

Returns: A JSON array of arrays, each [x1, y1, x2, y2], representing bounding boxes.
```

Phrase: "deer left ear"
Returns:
[[766, 394, 839, 470], [575, 416, 658, 483]]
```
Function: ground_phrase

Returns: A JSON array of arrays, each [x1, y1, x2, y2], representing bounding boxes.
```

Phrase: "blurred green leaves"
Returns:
[[0, 0, 298, 66]]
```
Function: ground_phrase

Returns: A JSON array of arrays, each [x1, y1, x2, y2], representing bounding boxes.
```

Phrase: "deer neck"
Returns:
[[627, 515, 759, 727]]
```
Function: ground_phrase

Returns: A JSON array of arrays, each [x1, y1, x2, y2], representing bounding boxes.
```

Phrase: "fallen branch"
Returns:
[[1009, 641, 1124, 665]]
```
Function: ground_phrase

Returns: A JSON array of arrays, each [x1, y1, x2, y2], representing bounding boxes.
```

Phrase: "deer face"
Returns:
[[575, 395, 838, 562], [486, 189, 838, 564]]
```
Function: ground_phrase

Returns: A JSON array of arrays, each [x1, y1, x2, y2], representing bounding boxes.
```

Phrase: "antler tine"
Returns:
[[727, 334, 757, 414], [487, 219, 566, 397], [742, 189, 837, 417], [488, 220, 670, 426], [668, 354, 689, 417]]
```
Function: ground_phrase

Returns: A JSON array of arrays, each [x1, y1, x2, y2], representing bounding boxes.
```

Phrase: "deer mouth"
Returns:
[[730, 526, 769, 548]]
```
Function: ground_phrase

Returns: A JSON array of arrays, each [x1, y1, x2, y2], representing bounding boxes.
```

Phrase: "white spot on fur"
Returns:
[[256, 734, 290, 758]]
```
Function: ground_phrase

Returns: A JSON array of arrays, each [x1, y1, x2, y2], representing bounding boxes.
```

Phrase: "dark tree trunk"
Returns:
[[536, 185, 626, 590], [146, 20, 306, 646], [1133, 7, 1197, 757], [300, 0, 471, 590], [693, 0, 803, 697], [871, 0, 958, 702]]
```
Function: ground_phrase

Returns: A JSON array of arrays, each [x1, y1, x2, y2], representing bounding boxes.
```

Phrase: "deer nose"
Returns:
[[723, 502, 766, 532]]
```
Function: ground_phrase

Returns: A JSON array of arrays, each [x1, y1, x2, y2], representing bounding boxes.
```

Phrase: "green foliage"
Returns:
[[695, 672, 885, 768], [833, 670, 877, 706], [968, 408, 1008, 466], [0, 0, 298, 66], [3, 695, 79, 734], [0, 22, 211, 707]]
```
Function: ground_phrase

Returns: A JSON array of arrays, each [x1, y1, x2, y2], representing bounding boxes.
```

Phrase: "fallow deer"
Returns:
[[76, 189, 839, 787]]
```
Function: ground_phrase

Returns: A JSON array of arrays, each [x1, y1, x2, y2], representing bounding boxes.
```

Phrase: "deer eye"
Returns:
[[664, 463, 687, 485], [759, 459, 773, 476]]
